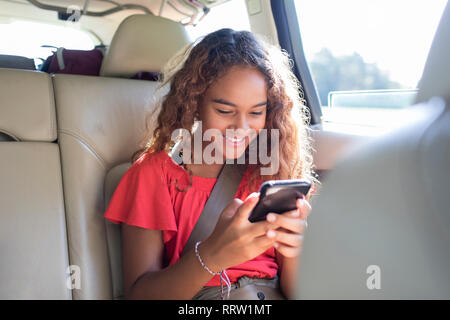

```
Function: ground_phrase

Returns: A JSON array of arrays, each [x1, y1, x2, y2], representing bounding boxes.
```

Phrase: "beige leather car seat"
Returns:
[[53, 14, 189, 299], [296, 2, 450, 299], [0, 68, 71, 299]]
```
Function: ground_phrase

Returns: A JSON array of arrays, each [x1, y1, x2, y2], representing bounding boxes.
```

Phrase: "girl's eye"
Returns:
[[251, 111, 264, 115], [217, 109, 232, 114]]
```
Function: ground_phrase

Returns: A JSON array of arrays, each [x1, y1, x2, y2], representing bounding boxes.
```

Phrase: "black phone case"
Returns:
[[248, 179, 311, 223]]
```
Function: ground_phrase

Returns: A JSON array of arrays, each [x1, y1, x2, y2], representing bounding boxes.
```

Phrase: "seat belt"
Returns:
[[169, 141, 247, 256]]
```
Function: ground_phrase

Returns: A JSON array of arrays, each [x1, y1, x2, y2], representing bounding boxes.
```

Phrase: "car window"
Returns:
[[0, 20, 98, 69], [185, 0, 251, 42], [294, 0, 447, 135]]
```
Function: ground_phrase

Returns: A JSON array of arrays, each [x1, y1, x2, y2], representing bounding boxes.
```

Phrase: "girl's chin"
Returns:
[[223, 143, 248, 160], [207, 137, 250, 162]]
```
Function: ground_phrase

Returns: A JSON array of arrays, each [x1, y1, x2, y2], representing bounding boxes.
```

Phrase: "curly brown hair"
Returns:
[[131, 28, 319, 192]]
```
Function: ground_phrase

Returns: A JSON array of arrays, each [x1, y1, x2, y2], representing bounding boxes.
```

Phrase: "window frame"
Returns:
[[270, 0, 322, 126]]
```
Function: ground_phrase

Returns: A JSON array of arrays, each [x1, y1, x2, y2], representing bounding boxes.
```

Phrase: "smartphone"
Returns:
[[248, 179, 312, 223]]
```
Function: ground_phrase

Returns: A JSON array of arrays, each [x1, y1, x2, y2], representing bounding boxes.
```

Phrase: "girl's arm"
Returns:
[[276, 251, 300, 299], [122, 195, 276, 300], [122, 223, 215, 300]]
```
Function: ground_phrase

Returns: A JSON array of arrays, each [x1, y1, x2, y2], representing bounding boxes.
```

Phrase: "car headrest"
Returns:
[[100, 14, 190, 78], [0, 68, 56, 142], [416, 1, 450, 104]]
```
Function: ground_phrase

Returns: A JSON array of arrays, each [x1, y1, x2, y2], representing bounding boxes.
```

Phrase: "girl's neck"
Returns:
[[183, 139, 224, 179]]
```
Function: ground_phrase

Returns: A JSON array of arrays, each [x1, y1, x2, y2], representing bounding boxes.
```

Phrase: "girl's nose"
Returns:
[[234, 114, 250, 130]]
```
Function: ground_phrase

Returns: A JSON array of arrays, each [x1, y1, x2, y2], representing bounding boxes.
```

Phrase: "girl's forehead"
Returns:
[[207, 66, 267, 95]]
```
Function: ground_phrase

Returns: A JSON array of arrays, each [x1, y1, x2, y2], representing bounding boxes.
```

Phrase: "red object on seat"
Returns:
[[43, 48, 104, 76], [41, 48, 160, 80]]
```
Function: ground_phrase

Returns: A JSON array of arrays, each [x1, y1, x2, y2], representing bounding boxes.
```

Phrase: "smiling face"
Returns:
[[199, 65, 268, 161]]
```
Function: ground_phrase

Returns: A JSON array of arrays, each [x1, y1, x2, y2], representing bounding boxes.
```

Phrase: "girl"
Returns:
[[104, 28, 318, 300]]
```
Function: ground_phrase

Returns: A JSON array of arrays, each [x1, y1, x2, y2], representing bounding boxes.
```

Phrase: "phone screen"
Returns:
[[248, 179, 311, 223]]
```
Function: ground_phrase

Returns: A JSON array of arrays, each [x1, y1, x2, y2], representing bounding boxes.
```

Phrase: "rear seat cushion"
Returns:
[[0, 143, 71, 299]]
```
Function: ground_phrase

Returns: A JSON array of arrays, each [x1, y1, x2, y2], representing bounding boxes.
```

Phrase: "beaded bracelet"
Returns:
[[195, 241, 231, 300]]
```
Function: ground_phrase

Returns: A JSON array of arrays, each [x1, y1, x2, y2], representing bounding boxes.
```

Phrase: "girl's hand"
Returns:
[[199, 193, 277, 272], [265, 196, 312, 258]]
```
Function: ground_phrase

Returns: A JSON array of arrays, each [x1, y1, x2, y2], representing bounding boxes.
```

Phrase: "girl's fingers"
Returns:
[[273, 242, 303, 258], [298, 198, 312, 220], [247, 197, 311, 237], [277, 198, 311, 220], [267, 229, 303, 247], [234, 193, 260, 222], [293, 198, 312, 220], [266, 212, 306, 234], [253, 234, 277, 250], [285, 207, 300, 218], [248, 219, 278, 238]]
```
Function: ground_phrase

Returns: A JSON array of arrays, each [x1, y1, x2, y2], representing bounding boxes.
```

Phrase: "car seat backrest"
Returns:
[[53, 74, 162, 299], [296, 2, 450, 299], [416, 2, 450, 104], [0, 68, 71, 299], [53, 14, 190, 299]]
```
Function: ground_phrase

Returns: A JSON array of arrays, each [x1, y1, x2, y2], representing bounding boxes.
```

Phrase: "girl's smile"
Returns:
[[199, 65, 268, 161]]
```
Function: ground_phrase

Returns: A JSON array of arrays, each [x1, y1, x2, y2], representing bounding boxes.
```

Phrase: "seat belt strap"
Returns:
[[169, 142, 247, 257]]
